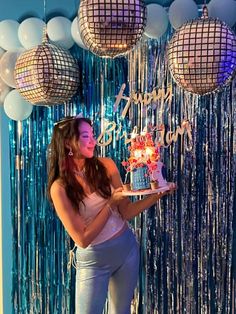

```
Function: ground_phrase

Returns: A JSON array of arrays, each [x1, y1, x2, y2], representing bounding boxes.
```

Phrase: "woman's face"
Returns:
[[75, 121, 96, 158]]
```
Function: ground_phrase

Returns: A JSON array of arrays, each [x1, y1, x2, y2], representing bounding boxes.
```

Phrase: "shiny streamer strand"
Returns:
[[126, 36, 235, 314], [10, 46, 128, 313]]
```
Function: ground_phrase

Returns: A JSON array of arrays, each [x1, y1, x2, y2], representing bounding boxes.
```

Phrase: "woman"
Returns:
[[47, 116, 175, 314]]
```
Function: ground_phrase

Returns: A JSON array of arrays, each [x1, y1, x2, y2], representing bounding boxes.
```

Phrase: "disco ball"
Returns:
[[167, 7, 236, 95], [79, 0, 147, 58], [14, 43, 80, 105]]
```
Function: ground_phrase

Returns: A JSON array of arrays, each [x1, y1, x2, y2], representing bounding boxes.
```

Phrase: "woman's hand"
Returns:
[[109, 187, 127, 207], [156, 183, 177, 200]]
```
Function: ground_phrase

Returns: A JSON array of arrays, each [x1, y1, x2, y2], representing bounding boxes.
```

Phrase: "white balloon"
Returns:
[[208, 0, 236, 27], [71, 17, 87, 50], [47, 16, 74, 49], [144, 4, 169, 39], [18, 18, 46, 49], [0, 77, 11, 105], [0, 49, 24, 88], [4, 89, 33, 121], [0, 20, 22, 50], [168, 0, 199, 30]]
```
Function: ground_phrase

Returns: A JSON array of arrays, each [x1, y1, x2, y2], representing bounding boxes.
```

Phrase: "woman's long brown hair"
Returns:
[[47, 117, 111, 212]]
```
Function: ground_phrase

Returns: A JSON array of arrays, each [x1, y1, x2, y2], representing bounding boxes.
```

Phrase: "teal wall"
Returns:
[[0, 0, 79, 21], [0, 0, 209, 21], [0, 108, 11, 314]]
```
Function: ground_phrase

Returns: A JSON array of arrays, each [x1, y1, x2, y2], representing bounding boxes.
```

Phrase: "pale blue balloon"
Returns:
[[47, 16, 74, 50], [0, 49, 24, 88], [0, 20, 22, 51], [144, 0, 170, 4], [208, 0, 236, 27], [0, 77, 10, 105], [3, 89, 33, 121], [168, 0, 199, 30], [18, 18, 46, 49], [144, 4, 169, 39], [71, 17, 87, 50]]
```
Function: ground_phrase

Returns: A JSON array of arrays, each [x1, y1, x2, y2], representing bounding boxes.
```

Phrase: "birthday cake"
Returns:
[[122, 133, 168, 191]]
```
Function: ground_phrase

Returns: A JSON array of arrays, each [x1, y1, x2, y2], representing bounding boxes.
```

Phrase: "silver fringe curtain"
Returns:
[[9, 39, 236, 313]]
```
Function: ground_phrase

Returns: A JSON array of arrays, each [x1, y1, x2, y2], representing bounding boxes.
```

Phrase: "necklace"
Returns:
[[73, 167, 85, 178]]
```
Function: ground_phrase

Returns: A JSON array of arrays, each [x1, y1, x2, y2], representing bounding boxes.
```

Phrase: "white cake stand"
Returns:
[[122, 182, 175, 196]]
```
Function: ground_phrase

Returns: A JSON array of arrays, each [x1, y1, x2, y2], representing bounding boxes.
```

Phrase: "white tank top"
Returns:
[[79, 191, 125, 246]]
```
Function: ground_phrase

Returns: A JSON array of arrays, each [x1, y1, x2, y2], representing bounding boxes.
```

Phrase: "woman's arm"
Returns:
[[50, 180, 112, 248], [100, 157, 174, 220], [118, 193, 168, 220]]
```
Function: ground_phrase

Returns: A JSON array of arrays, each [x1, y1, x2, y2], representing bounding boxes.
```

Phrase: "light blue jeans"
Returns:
[[75, 227, 140, 314]]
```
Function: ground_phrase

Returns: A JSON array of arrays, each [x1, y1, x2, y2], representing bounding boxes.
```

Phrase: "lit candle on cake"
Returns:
[[134, 149, 142, 158], [145, 147, 153, 159]]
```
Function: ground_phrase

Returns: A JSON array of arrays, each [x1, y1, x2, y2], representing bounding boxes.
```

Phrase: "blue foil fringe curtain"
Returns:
[[9, 39, 236, 313]]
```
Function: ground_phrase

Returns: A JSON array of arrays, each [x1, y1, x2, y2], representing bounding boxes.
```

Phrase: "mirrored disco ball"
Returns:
[[14, 43, 80, 105], [79, 0, 147, 58], [167, 8, 236, 95]]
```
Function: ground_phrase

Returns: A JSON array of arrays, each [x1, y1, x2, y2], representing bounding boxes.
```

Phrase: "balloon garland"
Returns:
[[0, 0, 236, 117]]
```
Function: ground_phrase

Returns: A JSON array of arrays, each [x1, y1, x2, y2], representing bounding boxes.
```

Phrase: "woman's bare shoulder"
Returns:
[[98, 157, 117, 168], [98, 157, 120, 181], [50, 179, 65, 196]]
